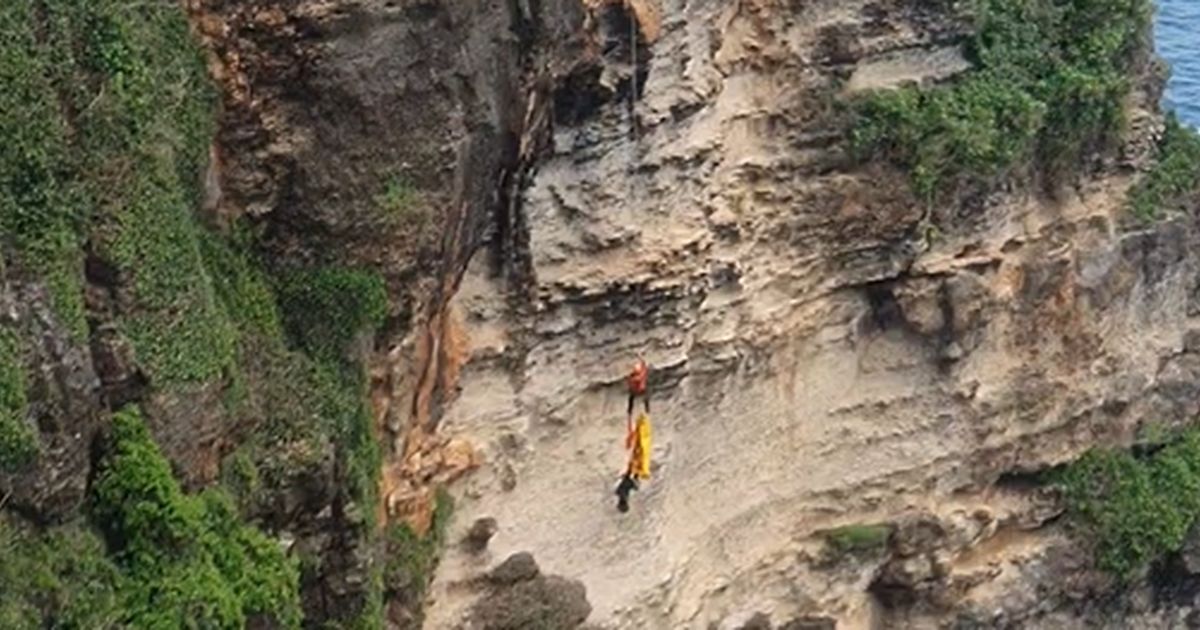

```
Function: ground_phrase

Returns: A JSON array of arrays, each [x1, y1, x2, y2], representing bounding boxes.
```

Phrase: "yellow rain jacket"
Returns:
[[625, 413, 652, 480]]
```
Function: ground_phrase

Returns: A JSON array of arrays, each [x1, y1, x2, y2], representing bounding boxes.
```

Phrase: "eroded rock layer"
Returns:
[[402, 0, 1200, 628]]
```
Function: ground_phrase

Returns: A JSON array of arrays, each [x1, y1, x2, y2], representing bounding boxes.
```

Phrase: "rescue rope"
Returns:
[[629, 0, 638, 140]]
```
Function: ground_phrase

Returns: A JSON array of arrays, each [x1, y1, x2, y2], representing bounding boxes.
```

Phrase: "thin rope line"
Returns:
[[629, 1, 638, 141]]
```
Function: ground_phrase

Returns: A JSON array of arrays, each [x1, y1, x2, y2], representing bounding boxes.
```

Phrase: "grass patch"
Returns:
[[0, 328, 36, 472], [824, 523, 892, 557], [93, 407, 303, 628], [852, 0, 1151, 200], [1129, 115, 1200, 221], [375, 175, 422, 221], [1057, 430, 1200, 580]]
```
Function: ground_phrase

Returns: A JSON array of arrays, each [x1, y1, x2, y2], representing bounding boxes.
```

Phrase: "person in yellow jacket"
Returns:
[[615, 412, 651, 513]]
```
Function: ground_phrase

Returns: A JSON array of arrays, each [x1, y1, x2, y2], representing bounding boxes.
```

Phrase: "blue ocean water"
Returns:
[[1156, 0, 1200, 127]]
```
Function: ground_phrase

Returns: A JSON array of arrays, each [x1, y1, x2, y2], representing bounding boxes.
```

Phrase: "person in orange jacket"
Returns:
[[626, 356, 649, 418]]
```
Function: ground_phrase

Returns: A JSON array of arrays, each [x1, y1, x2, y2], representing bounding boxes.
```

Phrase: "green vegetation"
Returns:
[[1057, 430, 1200, 580], [201, 251, 389, 515], [198, 219, 389, 517], [824, 523, 892, 557], [273, 266, 387, 511], [1129, 115, 1200, 220], [382, 489, 454, 629], [76, 0, 233, 385], [1, 0, 231, 380], [0, 0, 427, 626], [375, 175, 421, 220], [385, 489, 454, 597], [277, 267, 388, 361], [0, 329, 36, 472], [317, 359, 383, 520], [852, 0, 1151, 200], [92, 407, 302, 628], [200, 228, 285, 340], [0, 518, 122, 628], [201, 230, 388, 585], [0, 2, 86, 339]]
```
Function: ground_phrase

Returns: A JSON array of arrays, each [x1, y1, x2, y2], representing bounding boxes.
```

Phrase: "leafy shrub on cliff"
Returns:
[[853, 74, 1045, 199], [93, 407, 303, 628], [1058, 430, 1200, 580], [852, 0, 1151, 199], [277, 267, 389, 361], [0, 518, 122, 628], [0, 329, 36, 472], [1129, 115, 1200, 220]]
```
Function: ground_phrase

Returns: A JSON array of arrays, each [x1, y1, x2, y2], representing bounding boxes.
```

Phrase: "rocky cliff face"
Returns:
[[4, 0, 1200, 628], [189, 0, 1200, 628], [395, 0, 1200, 628]]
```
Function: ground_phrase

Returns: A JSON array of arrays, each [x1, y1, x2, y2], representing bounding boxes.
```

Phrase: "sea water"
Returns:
[[1157, 0, 1200, 127]]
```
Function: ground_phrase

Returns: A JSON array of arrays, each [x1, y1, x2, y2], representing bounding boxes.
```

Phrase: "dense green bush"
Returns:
[[93, 407, 303, 628], [0, 518, 122, 628], [1129, 115, 1200, 220], [1058, 430, 1200, 580], [852, 0, 1151, 199], [0, 329, 36, 472]]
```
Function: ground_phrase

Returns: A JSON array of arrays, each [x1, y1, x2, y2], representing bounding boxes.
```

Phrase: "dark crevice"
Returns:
[[552, 2, 651, 128], [865, 281, 905, 332]]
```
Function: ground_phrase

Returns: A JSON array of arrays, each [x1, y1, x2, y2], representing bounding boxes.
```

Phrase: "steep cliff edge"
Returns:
[[4, 0, 1200, 629], [420, 0, 1200, 628]]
